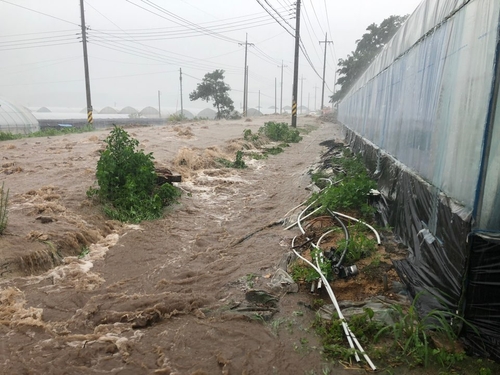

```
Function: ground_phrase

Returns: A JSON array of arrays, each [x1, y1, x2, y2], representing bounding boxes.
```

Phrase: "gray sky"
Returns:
[[0, 0, 421, 112]]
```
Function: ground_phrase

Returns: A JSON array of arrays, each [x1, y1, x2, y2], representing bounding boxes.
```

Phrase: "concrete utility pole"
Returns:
[[278, 61, 288, 115], [258, 90, 261, 112], [319, 33, 333, 110], [291, 0, 301, 128], [314, 85, 319, 111], [239, 34, 253, 117], [274, 77, 277, 114], [158, 90, 161, 118], [79, 0, 93, 124], [179, 68, 184, 117], [300, 75, 306, 114]]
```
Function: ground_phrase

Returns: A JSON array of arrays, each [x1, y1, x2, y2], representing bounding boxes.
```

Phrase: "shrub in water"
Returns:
[[88, 126, 179, 222]]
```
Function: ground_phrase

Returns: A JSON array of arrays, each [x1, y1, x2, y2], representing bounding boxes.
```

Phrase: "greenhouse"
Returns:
[[0, 97, 39, 134], [338, 0, 500, 360]]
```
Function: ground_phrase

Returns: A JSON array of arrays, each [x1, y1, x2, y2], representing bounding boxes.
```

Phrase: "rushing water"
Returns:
[[0, 116, 354, 374]]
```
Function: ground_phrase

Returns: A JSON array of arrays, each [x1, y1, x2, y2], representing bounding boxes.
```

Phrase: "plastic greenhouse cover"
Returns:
[[339, 0, 499, 216], [0, 96, 39, 134], [478, 90, 500, 230]]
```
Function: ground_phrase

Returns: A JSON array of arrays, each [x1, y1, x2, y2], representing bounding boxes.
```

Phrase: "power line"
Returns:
[[0, 0, 80, 26], [255, 0, 295, 38], [125, 0, 242, 44]]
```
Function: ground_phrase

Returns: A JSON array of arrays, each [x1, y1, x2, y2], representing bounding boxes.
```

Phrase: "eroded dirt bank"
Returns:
[[0, 116, 363, 374]]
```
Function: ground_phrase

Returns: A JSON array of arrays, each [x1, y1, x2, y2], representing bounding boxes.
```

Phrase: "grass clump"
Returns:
[[0, 182, 9, 235], [87, 126, 179, 223], [216, 150, 247, 169], [0, 124, 95, 142], [312, 150, 376, 217], [168, 113, 187, 122], [258, 121, 302, 143]]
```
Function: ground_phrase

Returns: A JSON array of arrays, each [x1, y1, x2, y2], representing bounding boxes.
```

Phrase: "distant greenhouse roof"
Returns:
[[0, 97, 39, 134]]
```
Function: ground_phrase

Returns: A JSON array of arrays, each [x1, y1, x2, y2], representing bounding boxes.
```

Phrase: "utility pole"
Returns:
[[300, 75, 306, 114], [319, 33, 333, 111], [274, 77, 277, 114], [278, 61, 287, 115], [79, 0, 93, 124], [158, 90, 161, 118], [314, 85, 319, 111], [246, 65, 249, 114], [291, 0, 301, 128], [239, 34, 253, 117], [179, 68, 184, 117], [308, 92, 310, 113], [258, 90, 261, 113]]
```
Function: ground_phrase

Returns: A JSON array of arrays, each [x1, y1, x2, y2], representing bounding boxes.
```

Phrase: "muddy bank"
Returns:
[[1, 116, 373, 374]]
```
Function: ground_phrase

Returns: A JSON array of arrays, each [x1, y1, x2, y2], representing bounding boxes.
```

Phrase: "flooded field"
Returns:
[[0, 115, 367, 374]]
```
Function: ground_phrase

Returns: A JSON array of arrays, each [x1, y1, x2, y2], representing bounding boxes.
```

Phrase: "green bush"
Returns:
[[0, 182, 8, 234], [168, 113, 187, 122], [88, 126, 179, 223], [314, 152, 376, 215], [258, 121, 302, 143], [216, 150, 247, 169]]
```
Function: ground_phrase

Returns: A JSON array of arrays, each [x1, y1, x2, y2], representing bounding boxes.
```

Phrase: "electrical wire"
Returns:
[[255, 0, 295, 38], [0, 0, 80, 27]]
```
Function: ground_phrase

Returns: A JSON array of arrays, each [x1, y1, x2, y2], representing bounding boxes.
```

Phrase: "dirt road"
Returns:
[[0, 116, 359, 374]]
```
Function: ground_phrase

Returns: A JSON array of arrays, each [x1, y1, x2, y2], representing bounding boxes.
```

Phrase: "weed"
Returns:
[[264, 147, 283, 155], [243, 128, 259, 142], [0, 124, 95, 142], [335, 223, 377, 264], [258, 121, 302, 143], [374, 291, 476, 369], [290, 248, 332, 284], [168, 113, 187, 122], [88, 126, 180, 223], [217, 150, 247, 169], [0, 182, 8, 235], [78, 246, 90, 259], [311, 150, 376, 217], [246, 273, 257, 288]]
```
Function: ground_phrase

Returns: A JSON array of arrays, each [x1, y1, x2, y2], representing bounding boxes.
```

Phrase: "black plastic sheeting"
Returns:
[[463, 234, 500, 360], [344, 129, 500, 361]]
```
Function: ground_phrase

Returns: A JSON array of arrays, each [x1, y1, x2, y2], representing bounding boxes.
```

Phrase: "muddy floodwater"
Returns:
[[0, 116, 365, 374]]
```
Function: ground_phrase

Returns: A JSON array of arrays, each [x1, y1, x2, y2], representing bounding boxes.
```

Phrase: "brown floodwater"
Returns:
[[0, 116, 364, 374]]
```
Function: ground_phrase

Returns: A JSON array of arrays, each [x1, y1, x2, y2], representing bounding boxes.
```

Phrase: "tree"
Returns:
[[331, 15, 408, 104], [189, 69, 234, 119]]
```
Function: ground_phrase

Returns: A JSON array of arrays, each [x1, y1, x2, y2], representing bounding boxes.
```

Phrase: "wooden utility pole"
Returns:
[[319, 33, 333, 110], [179, 68, 184, 117], [291, 0, 301, 127], [79, 0, 92, 124]]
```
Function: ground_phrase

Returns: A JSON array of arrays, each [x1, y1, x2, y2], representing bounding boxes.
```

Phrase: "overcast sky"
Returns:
[[0, 0, 422, 113]]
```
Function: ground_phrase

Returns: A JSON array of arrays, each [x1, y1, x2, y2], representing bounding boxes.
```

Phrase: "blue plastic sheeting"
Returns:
[[338, 0, 499, 224]]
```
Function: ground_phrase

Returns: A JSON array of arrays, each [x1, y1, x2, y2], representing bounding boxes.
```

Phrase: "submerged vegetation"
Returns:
[[284, 144, 499, 374], [87, 126, 179, 223]]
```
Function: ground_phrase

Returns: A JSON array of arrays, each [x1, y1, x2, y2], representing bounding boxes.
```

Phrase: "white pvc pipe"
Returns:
[[290, 203, 377, 370], [332, 210, 381, 245]]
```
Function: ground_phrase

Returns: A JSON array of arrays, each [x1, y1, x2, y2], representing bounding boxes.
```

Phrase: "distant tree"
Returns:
[[331, 15, 408, 104], [189, 69, 234, 119]]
